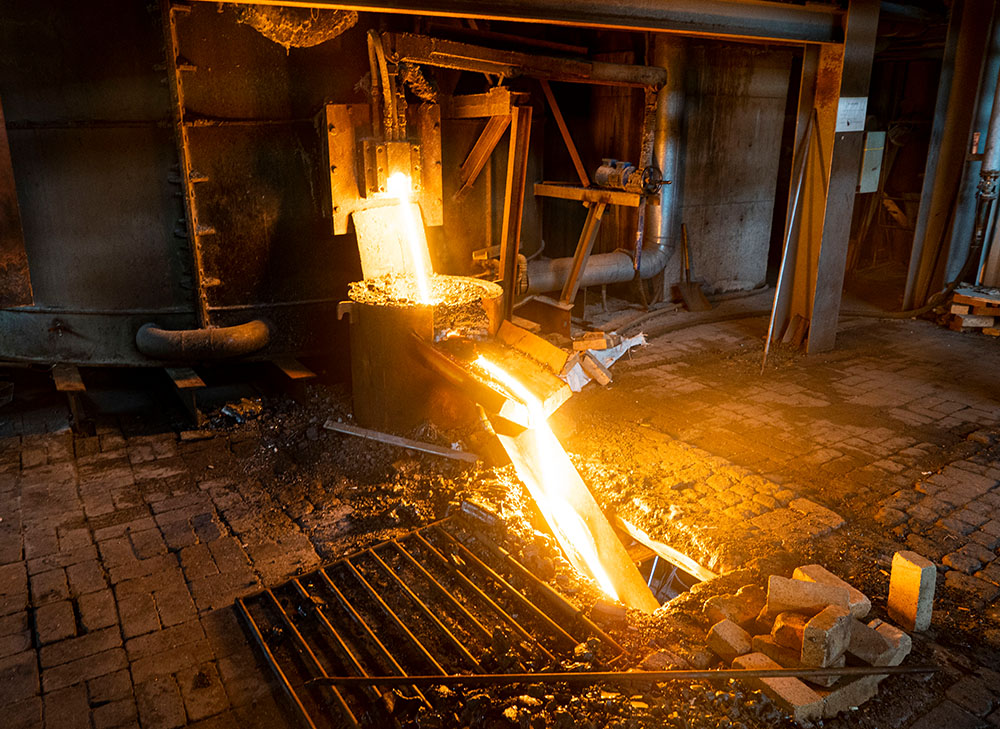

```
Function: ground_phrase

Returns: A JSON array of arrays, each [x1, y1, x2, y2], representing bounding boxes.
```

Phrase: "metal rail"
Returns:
[[307, 664, 938, 688]]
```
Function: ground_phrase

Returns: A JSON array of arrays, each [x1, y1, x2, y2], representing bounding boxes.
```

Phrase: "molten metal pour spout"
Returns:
[[476, 357, 659, 613], [386, 172, 434, 304]]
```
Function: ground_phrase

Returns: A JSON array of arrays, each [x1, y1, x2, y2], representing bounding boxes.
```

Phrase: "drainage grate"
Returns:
[[237, 518, 626, 729]]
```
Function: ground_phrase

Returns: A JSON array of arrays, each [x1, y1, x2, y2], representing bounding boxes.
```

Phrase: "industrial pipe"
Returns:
[[526, 38, 684, 294], [135, 320, 270, 360]]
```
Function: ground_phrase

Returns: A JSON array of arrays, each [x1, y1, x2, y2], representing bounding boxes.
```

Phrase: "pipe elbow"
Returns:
[[136, 320, 271, 361]]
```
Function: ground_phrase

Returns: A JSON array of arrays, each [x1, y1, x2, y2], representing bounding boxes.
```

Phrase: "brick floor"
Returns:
[[1, 311, 999, 727]]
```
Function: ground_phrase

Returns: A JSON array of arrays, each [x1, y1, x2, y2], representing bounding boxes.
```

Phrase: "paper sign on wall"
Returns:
[[836, 97, 868, 132]]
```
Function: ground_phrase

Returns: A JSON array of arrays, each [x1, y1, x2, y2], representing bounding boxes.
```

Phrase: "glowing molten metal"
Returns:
[[475, 356, 621, 601], [386, 172, 434, 304]]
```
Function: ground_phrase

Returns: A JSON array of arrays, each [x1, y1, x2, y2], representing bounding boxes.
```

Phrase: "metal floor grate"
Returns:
[[237, 518, 625, 729]]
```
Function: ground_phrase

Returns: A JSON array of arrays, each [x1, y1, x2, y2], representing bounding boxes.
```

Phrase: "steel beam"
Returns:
[[194, 0, 844, 45]]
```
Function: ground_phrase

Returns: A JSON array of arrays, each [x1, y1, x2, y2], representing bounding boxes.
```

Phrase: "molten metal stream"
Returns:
[[475, 356, 620, 601], [386, 172, 434, 304]]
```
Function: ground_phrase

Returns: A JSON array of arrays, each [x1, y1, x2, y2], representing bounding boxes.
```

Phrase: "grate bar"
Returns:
[[315, 568, 433, 708], [433, 526, 580, 649], [362, 549, 482, 670], [341, 559, 447, 675], [263, 590, 360, 728], [407, 533, 558, 662], [235, 598, 325, 729]]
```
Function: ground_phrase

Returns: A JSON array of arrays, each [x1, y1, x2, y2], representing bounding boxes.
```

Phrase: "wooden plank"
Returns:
[[51, 365, 86, 393], [953, 286, 1000, 307], [497, 320, 569, 374], [499, 106, 532, 320], [949, 304, 970, 315], [580, 351, 612, 385], [560, 202, 607, 305], [971, 305, 1000, 316], [539, 79, 590, 188], [510, 315, 541, 333], [534, 182, 642, 208], [272, 357, 316, 381], [455, 114, 511, 200], [613, 516, 717, 583], [165, 367, 205, 390], [446, 88, 528, 118], [982, 327, 1000, 337], [322, 420, 478, 463]]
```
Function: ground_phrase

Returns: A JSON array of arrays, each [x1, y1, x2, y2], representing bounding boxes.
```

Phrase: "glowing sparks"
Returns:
[[475, 356, 620, 601], [386, 172, 433, 304]]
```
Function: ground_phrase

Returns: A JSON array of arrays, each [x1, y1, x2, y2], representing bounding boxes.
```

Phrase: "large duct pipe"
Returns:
[[526, 37, 685, 294], [136, 320, 271, 360]]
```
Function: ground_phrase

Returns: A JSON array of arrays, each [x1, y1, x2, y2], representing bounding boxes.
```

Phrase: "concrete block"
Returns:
[[732, 652, 825, 725], [766, 575, 850, 618], [887, 551, 935, 631], [846, 619, 893, 666], [772, 612, 807, 650], [751, 634, 843, 688], [706, 619, 752, 664], [793, 564, 871, 618], [801, 605, 852, 667]]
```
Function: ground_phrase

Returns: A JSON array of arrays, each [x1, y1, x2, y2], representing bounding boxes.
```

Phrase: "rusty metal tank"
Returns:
[[338, 275, 501, 431]]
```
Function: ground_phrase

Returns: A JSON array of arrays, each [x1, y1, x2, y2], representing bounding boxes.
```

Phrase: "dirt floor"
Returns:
[[1, 291, 999, 728]]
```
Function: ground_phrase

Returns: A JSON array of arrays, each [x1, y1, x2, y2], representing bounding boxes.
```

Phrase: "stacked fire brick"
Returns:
[[702, 552, 935, 725]]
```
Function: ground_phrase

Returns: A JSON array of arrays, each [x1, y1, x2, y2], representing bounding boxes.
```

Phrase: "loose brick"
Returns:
[[792, 564, 871, 619], [732, 652, 824, 725], [846, 619, 893, 665], [871, 620, 912, 666], [765, 575, 850, 618], [751, 635, 843, 688], [706, 619, 751, 664], [819, 674, 884, 718], [35, 600, 76, 644], [801, 605, 852, 667], [888, 551, 936, 631], [772, 612, 807, 651]]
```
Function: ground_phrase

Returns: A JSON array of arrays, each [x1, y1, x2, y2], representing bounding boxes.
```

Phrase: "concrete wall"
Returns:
[[677, 42, 792, 293]]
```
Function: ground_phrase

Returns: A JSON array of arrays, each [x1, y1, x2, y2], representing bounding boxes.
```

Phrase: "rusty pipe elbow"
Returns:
[[136, 320, 271, 361]]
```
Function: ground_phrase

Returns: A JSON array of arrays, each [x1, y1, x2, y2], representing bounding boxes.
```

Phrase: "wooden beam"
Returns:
[[446, 88, 529, 118], [165, 367, 205, 426], [52, 365, 90, 434], [538, 79, 590, 188], [560, 202, 607, 304], [534, 182, 643, 207], [499, 106, 533, 320], [455, 114, 510, 200]]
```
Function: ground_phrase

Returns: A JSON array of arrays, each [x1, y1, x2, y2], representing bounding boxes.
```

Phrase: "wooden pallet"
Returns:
[[946, 287, 1000, 334]]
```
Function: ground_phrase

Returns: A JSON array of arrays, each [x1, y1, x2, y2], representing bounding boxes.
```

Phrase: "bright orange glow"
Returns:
[[475, 356, 619, 601], [386, 172, 433, 304]]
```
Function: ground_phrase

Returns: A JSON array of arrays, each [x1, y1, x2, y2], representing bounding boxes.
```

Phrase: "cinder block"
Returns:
[[772, 612, 808, 651], [793, 564, 871, 618], [802, 605, 852, 667], [706, 619, 752, 664], [887, 551, 935, 631], [751, 634, 843, 687], [766, 575, 850, 618], [732, 652, 825, 725]]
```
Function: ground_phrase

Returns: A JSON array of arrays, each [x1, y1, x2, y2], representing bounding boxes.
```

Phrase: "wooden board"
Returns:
[[165, 367, 205, 390], [272, 357, 317, 381], [952, 286, 1000, 307], [497, 320, 569, 374], [51, 364, 85, 393]]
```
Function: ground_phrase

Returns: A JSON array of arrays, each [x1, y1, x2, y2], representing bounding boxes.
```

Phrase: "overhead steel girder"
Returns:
[[194, 0, 846, 45]]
